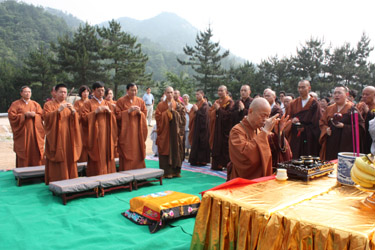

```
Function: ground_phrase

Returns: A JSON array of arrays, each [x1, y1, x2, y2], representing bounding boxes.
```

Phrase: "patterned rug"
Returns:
[[146, 155, 227, 179]]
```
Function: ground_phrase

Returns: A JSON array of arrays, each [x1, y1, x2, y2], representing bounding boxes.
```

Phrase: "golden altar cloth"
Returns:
[[190, 177, 375, 250]]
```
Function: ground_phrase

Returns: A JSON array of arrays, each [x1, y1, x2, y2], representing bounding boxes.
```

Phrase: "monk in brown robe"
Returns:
[[209, 85, 234, 170], [319, 86, 365, 161], [80, 81, 117, 176], [285, 80, 322, 158], [228, 98, 291, 180], [188, 90, 210, 166], [43, 84, 82, 184], [74, 85, 90, 163], [8, 86, 45, 167], [155, 86, 186, 178], [231, 85, 253, 127], [116, 83, 147, 170], [358, 86, 375, 154]]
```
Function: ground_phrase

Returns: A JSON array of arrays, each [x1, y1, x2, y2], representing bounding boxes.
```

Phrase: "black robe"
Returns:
[[189, 102, 211, 166], [231, 97, 253, 127]]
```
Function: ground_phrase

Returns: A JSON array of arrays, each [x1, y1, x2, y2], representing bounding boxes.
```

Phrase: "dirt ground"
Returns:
[[0, 117, 155, 170]]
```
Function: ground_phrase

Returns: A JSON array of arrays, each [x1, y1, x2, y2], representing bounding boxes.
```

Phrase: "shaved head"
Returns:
[[249, 97, 271, 111], [299, 80, 311, 87], [248, 98, 271, 129], [218, 85, 228, 98], [362, 86, 375, 106]]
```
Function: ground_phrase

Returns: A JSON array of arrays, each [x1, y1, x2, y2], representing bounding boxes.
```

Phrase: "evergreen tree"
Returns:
[[23, 44, 56, 102], [177, 26, 229, 99], [226, 61, 258, 99], [54, 23, 103, 87], [164, 71, 196, 99], [97, 20, 149, 98]]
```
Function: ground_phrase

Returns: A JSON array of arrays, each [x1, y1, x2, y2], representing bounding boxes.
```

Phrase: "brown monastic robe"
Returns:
[[228, 118, 273, 180], [80, 99, 117, 176], [188, 100, 210, 166], [209, 96, 234, 170], [231, 97, 253, 127], [74, 99, 88, 162], [155, 99, 186, 176], [8, 99, 45, 167], [319, 102, 365, 161], [116, 95, 148, 170], [43, 100, 82, 184], [285, 96, 322, 158]]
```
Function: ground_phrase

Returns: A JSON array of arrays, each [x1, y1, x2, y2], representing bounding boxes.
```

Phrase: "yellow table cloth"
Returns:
[[190, 177, 375, 250]]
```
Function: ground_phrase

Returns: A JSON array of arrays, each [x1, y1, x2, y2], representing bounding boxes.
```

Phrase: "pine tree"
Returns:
[[97, 20, 149, 98], [24, 44, 56, 102], [177, 26, 229, 99], [54, 23, 103, 87]]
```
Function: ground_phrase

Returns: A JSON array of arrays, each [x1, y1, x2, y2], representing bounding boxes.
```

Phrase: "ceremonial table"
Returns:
[[190, 176, 375, 250]]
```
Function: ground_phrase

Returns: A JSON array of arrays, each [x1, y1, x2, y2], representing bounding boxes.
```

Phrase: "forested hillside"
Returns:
[[0, 0, 72, 65]]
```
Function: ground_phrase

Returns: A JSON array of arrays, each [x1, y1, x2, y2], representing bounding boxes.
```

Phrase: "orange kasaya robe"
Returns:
[[80, 98, 117, 176], [155, 99, 186, 176], [8, 99, 45, 167], [228, 117, 273, 181], [74, 99, 88, 162], [319, 102, 365, 161], [115, 95, 148, 171], [209, 96, 234, 170], [43, 100, 82, 184]]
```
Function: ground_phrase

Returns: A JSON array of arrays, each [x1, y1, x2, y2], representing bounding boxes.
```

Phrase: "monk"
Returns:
[[319, 86, 365, 161], [228, 98, 291, 180], [231, 84, 253, 127], [285, 80, 322, 158], [188, 90, 210, 166], [155, 86, 186, 178], [43, 83, 82, 184], [8, 86, 45, 167], [358, 86, 375, 154], [209, 85, 234, 170], [116, 83, 147, 170], [80, 81, 118, 176], [74, 85, 90, 162], [263, 88, 283, 117]]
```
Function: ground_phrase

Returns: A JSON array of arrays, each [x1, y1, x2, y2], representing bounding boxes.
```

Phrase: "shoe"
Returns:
[[148, 125, 152, 127], [164, 174, 173, 179], [174, 173, 181, 178]]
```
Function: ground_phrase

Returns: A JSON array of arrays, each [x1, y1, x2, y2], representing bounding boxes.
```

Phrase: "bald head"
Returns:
[[298, 80, 311, 99], [240, 85, 251, 99], [218, 85, 228, 98], [165, 86, 174, 101], [362, 86, 375, 106], [248, 98, 271, 129]]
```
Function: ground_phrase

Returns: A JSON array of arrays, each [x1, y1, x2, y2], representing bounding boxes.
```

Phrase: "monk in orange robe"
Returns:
[[74, 85, 90, 163], [155, 86, 186, 178], [285, 80, 322, 158], [116, 83, 147, 170], [8, 86, 45, 167], [43, 84, 82, 184], [319, 86, 365, 161], [80, 81, 118, 176], [209, 85, 234, 170], [188, 90, 210, 166], [228, 98, 291, 180]]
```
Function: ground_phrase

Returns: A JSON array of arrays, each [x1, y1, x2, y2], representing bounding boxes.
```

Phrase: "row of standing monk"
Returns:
[[7, 80, 375, 184]]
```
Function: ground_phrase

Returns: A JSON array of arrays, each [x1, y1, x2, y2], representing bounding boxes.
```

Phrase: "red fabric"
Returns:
[[201, 175, 276, 196]]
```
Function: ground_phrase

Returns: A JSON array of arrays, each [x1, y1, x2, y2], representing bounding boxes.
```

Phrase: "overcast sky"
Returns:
[[21, 0, 375, 63]]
